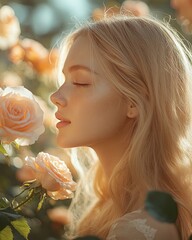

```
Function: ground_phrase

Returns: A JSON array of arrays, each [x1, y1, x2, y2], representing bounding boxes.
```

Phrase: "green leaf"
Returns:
[[11, 218, 30, 240], [145, 191, 178, 223], [0, 197, 10, 210], [0, 213, 11, 231], [0, 210, 22, 221], [0, 226, 13, 240], [37, 192, 46, 211], [0, 145, 7, 156]]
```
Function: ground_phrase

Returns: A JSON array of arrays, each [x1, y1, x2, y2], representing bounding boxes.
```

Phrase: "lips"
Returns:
[[55, 112, 71, 128], [55, 112, 71, 123]]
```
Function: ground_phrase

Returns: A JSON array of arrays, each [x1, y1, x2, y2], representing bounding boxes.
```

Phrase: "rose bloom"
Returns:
[[0, 5, 21, 50], [9, 38, 58, 74], [25, 152, 76, 200], [0, 86, 45, 145], [8, 42, 25, 64]]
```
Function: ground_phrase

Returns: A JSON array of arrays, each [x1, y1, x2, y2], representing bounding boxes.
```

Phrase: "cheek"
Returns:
[[72, 91, 127, 139], [177, 1, 191, 13], [184, 8, 192, 21], [90, 100, 125, 130]]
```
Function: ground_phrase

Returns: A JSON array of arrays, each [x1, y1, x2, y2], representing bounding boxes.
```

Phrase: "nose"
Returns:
[[50, 89, 67, 107]]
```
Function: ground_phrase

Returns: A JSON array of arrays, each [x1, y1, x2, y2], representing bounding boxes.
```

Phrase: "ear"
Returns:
[[127, 101, 138, 118]]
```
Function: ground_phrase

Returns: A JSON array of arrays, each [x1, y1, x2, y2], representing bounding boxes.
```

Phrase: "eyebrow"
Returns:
[[64, 65, 98, 75]]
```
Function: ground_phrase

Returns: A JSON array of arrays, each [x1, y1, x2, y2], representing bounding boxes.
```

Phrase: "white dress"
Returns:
[[106, 209, 180, 240]]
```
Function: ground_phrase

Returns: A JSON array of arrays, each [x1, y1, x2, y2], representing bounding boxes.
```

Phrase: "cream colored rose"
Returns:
[[0, 86, 45, 145], [25, 152, 76, 200]]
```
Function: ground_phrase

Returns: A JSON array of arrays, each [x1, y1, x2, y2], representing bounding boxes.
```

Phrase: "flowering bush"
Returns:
[[0, 5, 75, 238], [0, 85, 76, 240], [0, 4, 58, 77]]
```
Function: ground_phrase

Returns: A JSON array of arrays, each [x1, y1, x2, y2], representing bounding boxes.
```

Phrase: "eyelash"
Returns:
[[73, 82, 90, 87]]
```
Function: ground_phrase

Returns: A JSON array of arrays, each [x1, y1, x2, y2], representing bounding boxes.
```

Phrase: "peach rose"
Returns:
[[9, 38, 58, 74], [25, 152, 76, 200], [0, 5, 21, 50], [0, 86, 45, 145]]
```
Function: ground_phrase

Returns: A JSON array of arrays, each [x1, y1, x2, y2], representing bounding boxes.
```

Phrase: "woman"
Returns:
[[51, 16, 192, 240]]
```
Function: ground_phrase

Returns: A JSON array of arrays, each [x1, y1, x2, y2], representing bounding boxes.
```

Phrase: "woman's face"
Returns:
[[51, 34, 129, 149]]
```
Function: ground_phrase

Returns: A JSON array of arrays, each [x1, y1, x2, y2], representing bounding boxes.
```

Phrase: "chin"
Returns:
[[57, 138, 80, 148], [57, 140, 73, 148], [56, 136, 91, 149]]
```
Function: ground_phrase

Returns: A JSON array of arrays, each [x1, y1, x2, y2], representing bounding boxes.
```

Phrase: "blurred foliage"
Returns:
[[145, 191, 178, 223]]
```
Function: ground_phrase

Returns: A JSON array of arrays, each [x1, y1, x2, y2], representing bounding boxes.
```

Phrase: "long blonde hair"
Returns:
[[60, 16, 192, 240]]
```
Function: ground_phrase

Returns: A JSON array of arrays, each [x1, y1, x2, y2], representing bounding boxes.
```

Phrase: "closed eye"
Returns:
[[73, 82, 90, 87]]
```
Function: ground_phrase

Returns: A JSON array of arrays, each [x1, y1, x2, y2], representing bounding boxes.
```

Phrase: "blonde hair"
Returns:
[[60, 16, 192, 240]]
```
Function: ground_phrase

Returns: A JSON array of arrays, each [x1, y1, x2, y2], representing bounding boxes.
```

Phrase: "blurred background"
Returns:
[[0, 0, 176, 45], [0, 0, 192, 240], [0, 0, 191, 48]]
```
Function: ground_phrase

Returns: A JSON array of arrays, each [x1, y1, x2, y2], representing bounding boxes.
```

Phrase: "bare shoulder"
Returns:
[[106, 209, 181, 240]]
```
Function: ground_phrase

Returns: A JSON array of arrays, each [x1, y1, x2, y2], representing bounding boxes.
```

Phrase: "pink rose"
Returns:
[[25, 152, 76, 200], [0, 86, 45, 145]]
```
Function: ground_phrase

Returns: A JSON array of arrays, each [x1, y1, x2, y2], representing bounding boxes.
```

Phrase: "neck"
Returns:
[[91, 129, 130, 178]]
